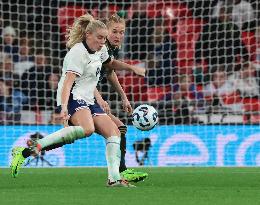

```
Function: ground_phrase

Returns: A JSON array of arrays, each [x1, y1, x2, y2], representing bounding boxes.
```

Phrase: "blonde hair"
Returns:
[[105, 14, 125, 28], [66, 14, 107, 48]]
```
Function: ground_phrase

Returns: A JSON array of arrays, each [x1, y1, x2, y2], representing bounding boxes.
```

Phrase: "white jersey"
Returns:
[[57, 42, 110, 106]]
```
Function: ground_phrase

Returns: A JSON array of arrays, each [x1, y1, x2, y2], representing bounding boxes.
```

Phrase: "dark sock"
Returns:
[[22, 148, 32, 158], [22, 142, 63, 159], [118, 125, 127, 173], [43, 143, 64, 151]]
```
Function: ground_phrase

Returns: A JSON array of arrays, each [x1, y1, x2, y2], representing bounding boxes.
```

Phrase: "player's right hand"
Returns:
[[60, 107, 69, 127]]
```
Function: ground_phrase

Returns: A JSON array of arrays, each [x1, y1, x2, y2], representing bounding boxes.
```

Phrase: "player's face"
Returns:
[[107, 22, 125, 47], [86, 28, 108, 51]]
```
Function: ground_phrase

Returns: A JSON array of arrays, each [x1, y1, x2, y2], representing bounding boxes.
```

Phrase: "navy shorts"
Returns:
[[56, 94, 106, 118]]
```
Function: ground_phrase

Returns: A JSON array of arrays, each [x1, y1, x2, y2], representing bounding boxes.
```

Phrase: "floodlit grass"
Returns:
[[1, 167, 260, 205]]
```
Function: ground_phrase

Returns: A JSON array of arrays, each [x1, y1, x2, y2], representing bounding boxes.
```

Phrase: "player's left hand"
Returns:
[[122, 98, 133, 115], [132, 66, 145, 77]]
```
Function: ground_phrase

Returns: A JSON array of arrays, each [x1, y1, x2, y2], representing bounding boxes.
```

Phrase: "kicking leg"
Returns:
[[41, 109, 95, 151], [11, 109, 94, 178]]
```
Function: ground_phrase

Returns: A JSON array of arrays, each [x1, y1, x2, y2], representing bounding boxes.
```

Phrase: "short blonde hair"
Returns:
[[66, 14, 107, 48], [105, 14, 125, 28]]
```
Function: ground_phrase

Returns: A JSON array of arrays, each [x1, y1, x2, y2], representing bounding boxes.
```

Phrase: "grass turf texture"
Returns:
[[1, 167, 260, 205]]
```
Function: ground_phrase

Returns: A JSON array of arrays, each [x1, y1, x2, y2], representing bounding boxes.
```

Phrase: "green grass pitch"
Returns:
[[1, 167, 260, 205]]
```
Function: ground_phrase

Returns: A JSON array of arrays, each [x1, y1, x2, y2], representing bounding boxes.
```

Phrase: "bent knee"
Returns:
[[83, 126, 95, 136], [103, 126, 120, 138], [111, 126, 120, 137]]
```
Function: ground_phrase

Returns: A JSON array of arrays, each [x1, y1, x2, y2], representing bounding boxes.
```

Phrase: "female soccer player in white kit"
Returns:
[[11, 14, 145, 187]]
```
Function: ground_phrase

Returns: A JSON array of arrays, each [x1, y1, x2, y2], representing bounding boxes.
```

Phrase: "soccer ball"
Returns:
[[132, 104, 158, 131]]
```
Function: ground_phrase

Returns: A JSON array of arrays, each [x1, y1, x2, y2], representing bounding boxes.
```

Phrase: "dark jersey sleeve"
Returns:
[[102, 56, 112, 65]]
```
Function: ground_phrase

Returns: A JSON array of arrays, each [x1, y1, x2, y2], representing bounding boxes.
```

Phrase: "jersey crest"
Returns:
[[96, 67, 101, 77]]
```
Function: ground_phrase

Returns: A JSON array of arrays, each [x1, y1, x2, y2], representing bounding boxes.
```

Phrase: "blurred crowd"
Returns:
[[0, 0, 260, 125]]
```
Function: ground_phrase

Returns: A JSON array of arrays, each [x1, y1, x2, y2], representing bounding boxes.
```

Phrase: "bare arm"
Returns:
[[94, 87, 110, 114], [61, 72, 76, 109], [104, 59, 145, 77], [60, 72, 76, 125], [107, 70, 133, 114], [94, 87, 103, 101], [107, 70, 127, 100]]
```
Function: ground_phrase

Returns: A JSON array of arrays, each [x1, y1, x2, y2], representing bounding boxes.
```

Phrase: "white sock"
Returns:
[[106, 136, 121, 182], [37, 126, 85, 150]]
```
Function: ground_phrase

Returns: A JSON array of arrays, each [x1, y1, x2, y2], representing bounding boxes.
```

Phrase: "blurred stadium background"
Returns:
[[1, 0, 260, 167], [1, 1, 260, 204]]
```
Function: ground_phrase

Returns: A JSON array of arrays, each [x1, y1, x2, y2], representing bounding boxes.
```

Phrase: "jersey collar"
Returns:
[[106, 39, 121, 50], [82, 41, 96, 54]]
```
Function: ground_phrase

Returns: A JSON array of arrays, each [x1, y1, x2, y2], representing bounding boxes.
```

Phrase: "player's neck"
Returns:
[[82, 41, 95, 54], [106, 39, 120, 49]]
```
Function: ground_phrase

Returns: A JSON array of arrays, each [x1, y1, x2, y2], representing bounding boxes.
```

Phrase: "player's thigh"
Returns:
[[70, 109, 95, 136], [108, 113, 124, 127], [93, 115, 120, 139]]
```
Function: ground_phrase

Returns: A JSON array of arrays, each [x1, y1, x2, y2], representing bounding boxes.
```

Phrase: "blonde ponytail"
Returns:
[[66, 14, 94, 48], [66, 14, 107, 49]]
